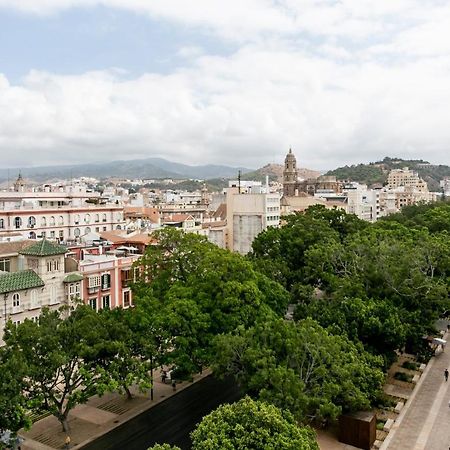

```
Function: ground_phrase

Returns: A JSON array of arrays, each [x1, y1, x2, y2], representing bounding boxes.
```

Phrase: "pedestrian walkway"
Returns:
[[382, 331, 450, 450], [20, 368, 211, 450]]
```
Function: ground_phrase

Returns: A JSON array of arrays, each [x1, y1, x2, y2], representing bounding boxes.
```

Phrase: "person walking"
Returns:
[[444, 368, 449, 382]]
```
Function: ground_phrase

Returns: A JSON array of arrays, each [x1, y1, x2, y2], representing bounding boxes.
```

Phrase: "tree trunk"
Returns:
[[59, 415, 69, 433], [124, 385, 133, 400], [150, 361, 154, 401]]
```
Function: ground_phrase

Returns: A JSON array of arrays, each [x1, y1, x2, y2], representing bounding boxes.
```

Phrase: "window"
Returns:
[[69, 283, 80, 296], [85, 214, 91, 224], [74, 214, 80, 225], [74, 228, 81, 237], [0, 218, 4, 229], [102, 213, 107, 222], [89, 298, 97, 311], [28, 216, 36, 227], [101, 273, 111, 290], [41, 216, 47, 226], [47, 259, 60, 272], [95, 214, 100, 223], [49, 216, 55, 226], [50, 285, 58, 305], [50, 231, 55, 238], [121, 269, 132, 287], [12, 293, 20, 308], [14, 217, 22, 229], [59, 216, 64, 225], [41, 231, 46, 238], [59, 230, 64, 239], [0, 258, 10, 272], [88, 276, 101, 288], [102, 295, 110, 309], [85, 227, 91, 234], [123, 291, 130, 308], [30, 290, 39, 309], [103, 226, 107, 231], [95, 227, 100, 232]]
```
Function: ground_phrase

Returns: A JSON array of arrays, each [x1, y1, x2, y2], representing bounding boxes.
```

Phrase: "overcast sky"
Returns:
[[0, 1, 450, 171]]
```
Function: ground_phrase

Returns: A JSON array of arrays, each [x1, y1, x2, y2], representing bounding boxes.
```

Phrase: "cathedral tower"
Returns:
[[283, 149, 298, 197]]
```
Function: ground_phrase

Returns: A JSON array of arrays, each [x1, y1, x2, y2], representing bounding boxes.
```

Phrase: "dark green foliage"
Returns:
[[401, 361, 419, 371], [213, 318, 384, 424], [190, 397, 319, 450]]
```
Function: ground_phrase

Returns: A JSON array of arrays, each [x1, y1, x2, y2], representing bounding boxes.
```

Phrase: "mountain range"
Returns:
[[0, 158, 252, 182]]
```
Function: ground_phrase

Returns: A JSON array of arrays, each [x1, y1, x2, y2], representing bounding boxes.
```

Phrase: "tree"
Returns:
[[97, 307, 152, 400], [3, 306, 115, 432], [0, 346, 30, 443], [190, 396, 319, 450], [134, 229, 289, 375], [213, 318, 384, 424]]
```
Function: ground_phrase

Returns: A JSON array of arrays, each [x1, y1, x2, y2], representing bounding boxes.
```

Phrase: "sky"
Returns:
[[1, 1, 450, 171]]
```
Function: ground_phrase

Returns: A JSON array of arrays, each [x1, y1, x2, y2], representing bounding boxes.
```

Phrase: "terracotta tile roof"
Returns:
[[0, 270, 45, 294], [213, 204, 227, 220], [0, 240, 35, 256], [162, 214, 194, 223]]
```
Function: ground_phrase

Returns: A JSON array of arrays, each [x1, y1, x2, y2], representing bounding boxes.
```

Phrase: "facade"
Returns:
[[204, 188, 280, 254], [0, 181, 125, 242], [386, 168, 428, 191], [0, 240, 75, 345]]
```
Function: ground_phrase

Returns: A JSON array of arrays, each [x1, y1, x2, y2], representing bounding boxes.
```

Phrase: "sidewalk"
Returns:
[[382, 331, 450, 450], [20, 368, 212, 450]]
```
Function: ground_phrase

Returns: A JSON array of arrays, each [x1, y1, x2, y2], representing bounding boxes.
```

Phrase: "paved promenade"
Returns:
[[20, 369, 212, 450], [383, 331, 450, 450]]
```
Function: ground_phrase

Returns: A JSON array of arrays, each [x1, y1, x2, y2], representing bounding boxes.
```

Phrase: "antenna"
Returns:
[[238, 170, 241, 194]]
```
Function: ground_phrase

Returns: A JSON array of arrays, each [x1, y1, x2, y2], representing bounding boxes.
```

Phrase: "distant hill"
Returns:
[[0, 158, 252, 183], [326, 157, 450, 191], [243, 164, 320, 182]]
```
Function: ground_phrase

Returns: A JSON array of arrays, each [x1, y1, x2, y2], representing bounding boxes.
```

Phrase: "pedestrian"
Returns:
[[172, 380, 176, 391], [161, 370, 166, 384], [445, 368, 449, 382]]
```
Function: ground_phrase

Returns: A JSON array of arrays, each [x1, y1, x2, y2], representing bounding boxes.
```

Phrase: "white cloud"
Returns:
[[1, 40, 450, 169], [0, 0, 450, 169]]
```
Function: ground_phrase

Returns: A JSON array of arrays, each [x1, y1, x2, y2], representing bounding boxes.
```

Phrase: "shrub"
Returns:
[[401, 361, 418, 371], [394, 371, 412, 382]]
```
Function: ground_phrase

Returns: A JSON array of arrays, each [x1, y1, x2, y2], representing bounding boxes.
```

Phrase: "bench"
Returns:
[[394, 401, 404, 413], [383, 418, 394, 432]]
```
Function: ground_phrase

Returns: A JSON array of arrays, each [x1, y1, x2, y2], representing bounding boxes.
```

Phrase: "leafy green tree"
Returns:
[[213, 318, 384, 424], [97, 307, 152, 400], [134, 229, 289, 375], [3, 306, 115, 432], [0, 346, 30, 441], [190, 397, 319, 450]]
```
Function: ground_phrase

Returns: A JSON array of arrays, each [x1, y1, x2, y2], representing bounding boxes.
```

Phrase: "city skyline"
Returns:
[[1, 1, 450, 170]]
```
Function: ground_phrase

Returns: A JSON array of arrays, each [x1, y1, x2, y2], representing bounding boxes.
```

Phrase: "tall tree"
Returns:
[[3, 306, 114, 432]]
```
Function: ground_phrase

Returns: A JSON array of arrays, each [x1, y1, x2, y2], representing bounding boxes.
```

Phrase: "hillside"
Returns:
[[326, 157, 450, 191], [243, 164, 320, 182], [0, 158, 252, 182]]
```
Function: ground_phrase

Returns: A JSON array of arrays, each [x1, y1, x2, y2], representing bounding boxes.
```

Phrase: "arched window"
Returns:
[[74, 214, 80, 225], [28, 216, 36, 227], [49, 216, 55, 226], [102, 213, 107, 222], [12, 293, 20, 307], [85, 227, 91, 234], [85, 214, 91, 224], [29, 231, 36, 239], [74, 228, 81, 237], [41, 216, 47, 226], [116, 225, 121, 230], [14, 217, 22, 229], [95, 214, 100, 223], [59, 216, 64, 225]]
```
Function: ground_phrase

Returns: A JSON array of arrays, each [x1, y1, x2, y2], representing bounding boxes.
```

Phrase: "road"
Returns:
[[81, 376, 241, 450]]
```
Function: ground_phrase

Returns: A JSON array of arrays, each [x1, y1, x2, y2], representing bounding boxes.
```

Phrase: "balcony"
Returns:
[[88, 286, 100, 294]]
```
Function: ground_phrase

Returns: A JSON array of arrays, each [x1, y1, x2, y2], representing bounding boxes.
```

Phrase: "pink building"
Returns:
[[78, 253, 140, 311]]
